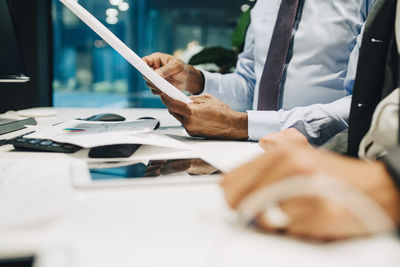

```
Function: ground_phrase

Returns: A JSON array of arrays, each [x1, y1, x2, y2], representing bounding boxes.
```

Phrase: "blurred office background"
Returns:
[[52, 0, 255, 108]]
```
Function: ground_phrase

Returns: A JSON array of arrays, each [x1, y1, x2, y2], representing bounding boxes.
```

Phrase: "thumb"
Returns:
[[155, 68, 166, 78], [155, 60, 183, 78]]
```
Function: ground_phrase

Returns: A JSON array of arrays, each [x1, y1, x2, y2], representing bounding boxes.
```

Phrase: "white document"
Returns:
[[0, 159, 75, 229], [60, 0, 192, 104], [25, 120, 191, 150], [27, 119, 158, 138]]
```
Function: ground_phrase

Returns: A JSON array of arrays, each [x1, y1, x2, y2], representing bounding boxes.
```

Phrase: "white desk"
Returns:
[[1, 107, 400, 267]]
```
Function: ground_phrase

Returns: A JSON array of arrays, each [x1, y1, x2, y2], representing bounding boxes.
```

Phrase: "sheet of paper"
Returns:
[[54, 133, 191, 150], [0, 159, 75, 229], [27, 119, 157, 139], [25, 120, 191, 150], [60, 0, 192, 104]]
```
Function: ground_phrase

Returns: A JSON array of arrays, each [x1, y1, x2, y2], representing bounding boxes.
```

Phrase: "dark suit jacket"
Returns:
[[347, 0, 397, 156], [348, 0, 400, 189], [347, 0, 400, 188]]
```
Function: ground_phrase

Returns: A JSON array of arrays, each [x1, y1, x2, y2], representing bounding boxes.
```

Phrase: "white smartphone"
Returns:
[[71, 158, 222, 188]]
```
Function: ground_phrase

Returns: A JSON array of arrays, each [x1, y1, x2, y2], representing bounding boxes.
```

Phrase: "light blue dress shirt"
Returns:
[[202, 0, 374, 144]]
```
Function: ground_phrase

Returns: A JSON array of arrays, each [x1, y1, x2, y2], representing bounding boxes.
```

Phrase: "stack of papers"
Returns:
[[26, 120, 191, 150]]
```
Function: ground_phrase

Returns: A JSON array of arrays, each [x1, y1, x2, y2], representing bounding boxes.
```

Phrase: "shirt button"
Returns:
[[371, 38, 384, 43], [357, 102, 365, 108]]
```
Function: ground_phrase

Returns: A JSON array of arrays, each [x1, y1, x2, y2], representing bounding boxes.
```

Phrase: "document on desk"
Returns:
[[60, 0, 192, 104], [26, 120, 191, 150], [0, 159, 75, 229]]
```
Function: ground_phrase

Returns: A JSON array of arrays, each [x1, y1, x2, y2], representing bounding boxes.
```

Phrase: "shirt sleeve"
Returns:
[[248, 96, 351, 144], [201, 21, 256, 112], [203, 2, 369, 144], [344, 22, 365, 95], [247, 21, 365, 143]]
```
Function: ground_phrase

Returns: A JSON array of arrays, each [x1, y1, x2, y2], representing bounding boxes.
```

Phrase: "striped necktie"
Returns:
[[257, 0, 303, 111]]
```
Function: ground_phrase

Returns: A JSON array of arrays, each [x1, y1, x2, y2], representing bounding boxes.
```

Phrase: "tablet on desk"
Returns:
[[71, 158, 222, 188]]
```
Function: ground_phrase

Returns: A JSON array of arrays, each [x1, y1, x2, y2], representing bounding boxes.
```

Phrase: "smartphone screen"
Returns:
[[89, 158, 222, 181]]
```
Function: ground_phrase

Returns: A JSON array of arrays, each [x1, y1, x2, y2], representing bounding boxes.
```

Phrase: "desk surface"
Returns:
[[1, 107, 400, 267]]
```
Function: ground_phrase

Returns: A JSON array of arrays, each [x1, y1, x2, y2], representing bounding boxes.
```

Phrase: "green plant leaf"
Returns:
[[188, 46, 237, 68]]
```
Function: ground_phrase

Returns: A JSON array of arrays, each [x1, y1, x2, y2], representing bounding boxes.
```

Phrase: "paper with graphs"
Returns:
[[25, 120, 191, 150]]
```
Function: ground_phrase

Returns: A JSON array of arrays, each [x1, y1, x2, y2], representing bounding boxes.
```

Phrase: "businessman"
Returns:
[[221, 0, 400, 241], [144, 0, 373, 144]]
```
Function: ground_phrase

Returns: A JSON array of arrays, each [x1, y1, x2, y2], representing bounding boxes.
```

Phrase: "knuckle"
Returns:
[[171, 58, 183, 68], [158, 68, 166, 76]]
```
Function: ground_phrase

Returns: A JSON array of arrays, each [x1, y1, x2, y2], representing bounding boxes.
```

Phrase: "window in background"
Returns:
[[53, 0, 255, 108]]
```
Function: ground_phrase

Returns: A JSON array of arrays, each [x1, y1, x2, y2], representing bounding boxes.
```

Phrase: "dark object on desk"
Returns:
[[8, 133, 82, 153], [89, 144, 141, 158], [0, 117, 37, 135], [81, 113, 126, 122], [0, 0, 31, 83], [138, 116, 160, 130], [0, 256, 34, 267]]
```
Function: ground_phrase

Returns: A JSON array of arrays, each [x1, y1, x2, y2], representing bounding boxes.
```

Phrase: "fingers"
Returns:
[[151, 88, 162, 95], [143, 53, 190, 94], [250, 196, 367, 241], [252, 198, 317, 237], [155, 58, 185, 79], [142, 53, 184, 79], [161, 98, 187, 125], [259, 128, 310, 152], [145, 81, 162, 95], [233, 173, 374, 241], [160, 94, 191, 117], [142, 52, 172, 69], [221, 153, 277, 208]]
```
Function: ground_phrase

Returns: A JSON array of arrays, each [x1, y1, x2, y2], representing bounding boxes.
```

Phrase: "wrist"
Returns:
[[189, 68, 205, 95], [231, 112, 248, 140]]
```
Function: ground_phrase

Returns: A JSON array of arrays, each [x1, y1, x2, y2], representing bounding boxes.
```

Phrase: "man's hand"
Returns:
[[142, 53, 205, 95], [259, 128, 311, 151], [220, 145, 400, 241], [161, 94, 248, 140]]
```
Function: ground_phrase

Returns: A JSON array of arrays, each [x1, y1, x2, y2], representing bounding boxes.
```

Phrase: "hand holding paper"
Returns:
[[142, 53, 206, 96], [59, 0, 192, 104]]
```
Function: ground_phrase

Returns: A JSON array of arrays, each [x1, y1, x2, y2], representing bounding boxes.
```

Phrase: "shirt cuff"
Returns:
[[201, 71, 222, 95], [247, 110, 281, 141]]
